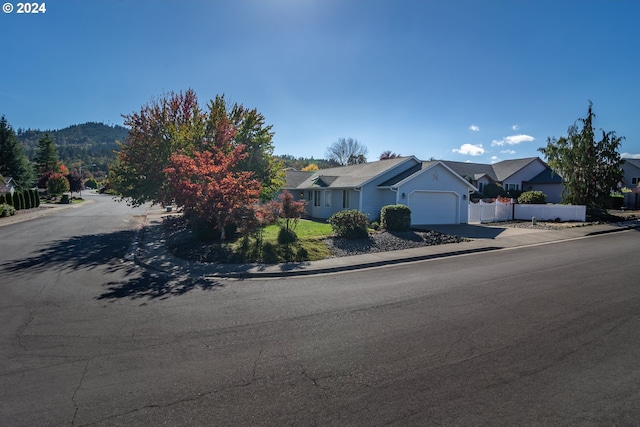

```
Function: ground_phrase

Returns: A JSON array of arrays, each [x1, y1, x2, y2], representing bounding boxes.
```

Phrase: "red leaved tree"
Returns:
[[279, 190, 307, 233], [164, 142, 261, 240]]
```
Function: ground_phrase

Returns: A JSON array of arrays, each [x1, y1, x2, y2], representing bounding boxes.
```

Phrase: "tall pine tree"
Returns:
[[34, 133, 59, 176], [0, 115, 34, 189]]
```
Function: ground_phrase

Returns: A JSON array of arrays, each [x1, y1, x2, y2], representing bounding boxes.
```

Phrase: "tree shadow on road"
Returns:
[[0, 229, 224, 301], [97, 271, 223, 301]]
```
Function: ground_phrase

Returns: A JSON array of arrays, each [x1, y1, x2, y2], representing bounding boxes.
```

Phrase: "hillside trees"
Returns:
[[0, 115, 33, 189], [539, 102, 624, 209]]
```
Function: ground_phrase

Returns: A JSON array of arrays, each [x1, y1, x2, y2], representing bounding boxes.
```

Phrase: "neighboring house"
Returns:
[[442, 157, 564, 203], [0, 175, 16, 196], [621, 158, 640, 208], [284, 156, 476, 225]]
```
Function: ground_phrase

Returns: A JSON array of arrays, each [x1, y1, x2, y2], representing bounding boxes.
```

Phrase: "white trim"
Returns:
[[407, 190, 461, 224], [392, 161, 477, 191]]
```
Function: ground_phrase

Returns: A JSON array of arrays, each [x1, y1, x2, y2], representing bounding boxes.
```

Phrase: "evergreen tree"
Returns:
[[539, 102, 624, 209], [34, 133, 59, 176], [0, 115, 34, 189]]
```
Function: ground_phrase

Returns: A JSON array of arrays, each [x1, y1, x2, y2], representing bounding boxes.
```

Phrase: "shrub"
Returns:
[[328, 209, 369, 239], [22, 190, 31, 209], [60, 194, 71, 204], [483, 183, 507, 198], [277, 227, 298, 244], [47, 173, 70, 196], [518, 190, 547, 204], [381, 204, 412, 231], [84, 178, 98, 189], [610, 194, 624, 209], [0, 203, 16, 217], [32, 189, 40, 207]]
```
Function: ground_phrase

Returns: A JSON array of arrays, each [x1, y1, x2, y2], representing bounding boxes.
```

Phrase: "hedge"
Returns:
[[328, 209, 369, 239], [381, 204, 412, 231]]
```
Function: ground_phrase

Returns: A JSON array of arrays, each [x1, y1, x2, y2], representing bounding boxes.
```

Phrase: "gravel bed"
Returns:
[[323, 230, 468, 258]]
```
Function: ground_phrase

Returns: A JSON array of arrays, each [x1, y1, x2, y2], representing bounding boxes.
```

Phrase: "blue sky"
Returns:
[[1, 0, 639, 162]]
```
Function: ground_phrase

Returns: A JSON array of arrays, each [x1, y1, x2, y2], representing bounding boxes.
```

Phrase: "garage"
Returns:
[[407, 191, 459, 224]]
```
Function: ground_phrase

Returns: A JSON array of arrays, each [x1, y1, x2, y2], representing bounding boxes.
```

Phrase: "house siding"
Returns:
[[503, 160, 546, 191], [359, 158, 421, 219], [396, 163, 471, 224]]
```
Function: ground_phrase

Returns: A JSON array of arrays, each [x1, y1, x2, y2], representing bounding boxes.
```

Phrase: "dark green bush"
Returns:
[[483, 183, 507, 198], [327, 209, 369, 239], [277, 227, 298, 244], [60, 194, 71, 204], [23, 190, 32, 209], [34, 189, 40, 207], [0, 193, 6, 205], [381, 204, 412, 231], [610, 194, 624, 209], [0, 203, 16, 217], [518, 190, 547, 204], [84, 178, 98, 189]]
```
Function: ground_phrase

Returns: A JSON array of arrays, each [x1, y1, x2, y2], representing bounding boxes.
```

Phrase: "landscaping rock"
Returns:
[[323, 230, 468, 258]]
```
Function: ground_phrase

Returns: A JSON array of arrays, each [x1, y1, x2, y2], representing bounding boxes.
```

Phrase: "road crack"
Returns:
[[70, 359, 90, 427]]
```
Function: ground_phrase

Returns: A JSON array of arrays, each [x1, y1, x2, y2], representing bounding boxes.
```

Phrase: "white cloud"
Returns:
[[622, 153, 640, 159], [491, 134, 535, 146], [512, 125, 520, 131], [490, 156, 499, 163], [469, 125, 480, 132], [453, 143, 485, 156], [501, 149, 516, 154]]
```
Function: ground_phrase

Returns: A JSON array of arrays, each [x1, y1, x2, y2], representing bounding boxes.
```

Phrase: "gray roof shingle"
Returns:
[[291, 157, 412, 189]]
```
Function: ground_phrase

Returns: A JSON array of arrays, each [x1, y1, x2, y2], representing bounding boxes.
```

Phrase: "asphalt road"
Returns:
[[1, 194, 639, 426]]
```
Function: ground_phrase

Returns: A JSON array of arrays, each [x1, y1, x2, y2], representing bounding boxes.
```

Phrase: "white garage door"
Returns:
[[408, 191, 458, 224]]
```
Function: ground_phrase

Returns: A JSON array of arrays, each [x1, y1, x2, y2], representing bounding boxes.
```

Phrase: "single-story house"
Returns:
[[284, 156, 476, 225], [0, 175, 16, 195], [621, 158, 640, 208], [442, 157, 564, 203]]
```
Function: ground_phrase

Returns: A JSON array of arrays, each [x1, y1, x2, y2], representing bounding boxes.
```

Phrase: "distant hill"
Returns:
[[17, 122, 129, 178], [14, 122, 336, 179]]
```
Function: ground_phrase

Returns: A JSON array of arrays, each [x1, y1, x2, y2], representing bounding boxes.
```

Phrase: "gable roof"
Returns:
[[289, 156, 416, 189], [443, 157, 544, 182], [378, 161, 436, 187], [623, 158, 640, 171], [524, 168, 563, 184], [380, 161, 477, 190], [284, 170, 314, 188], [0, 175, 15, 193]]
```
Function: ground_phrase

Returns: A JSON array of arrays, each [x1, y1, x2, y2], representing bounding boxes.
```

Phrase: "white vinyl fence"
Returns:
[[469, 200, 586, 223], [468, 200, 513, 223], [514, 204, 586, 222]]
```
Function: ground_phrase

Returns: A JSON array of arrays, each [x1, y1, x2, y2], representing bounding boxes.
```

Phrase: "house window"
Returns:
[[314, 190, 321, 207], [324, 190, 331, 207], [633, 177, 639, 185], [342, 190, 350, 208], [478, 183, 485, 193], [505, 183, 520, 192]]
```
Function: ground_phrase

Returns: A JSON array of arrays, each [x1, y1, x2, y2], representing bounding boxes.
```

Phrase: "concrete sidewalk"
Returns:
[[135, 204, 640, 279]]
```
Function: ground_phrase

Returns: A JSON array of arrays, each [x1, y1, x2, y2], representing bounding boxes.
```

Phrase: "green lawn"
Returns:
[[261, 219, 333, 241], [232, 219, 334, 263]]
